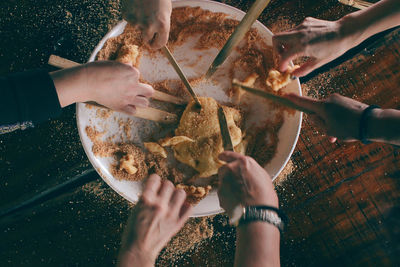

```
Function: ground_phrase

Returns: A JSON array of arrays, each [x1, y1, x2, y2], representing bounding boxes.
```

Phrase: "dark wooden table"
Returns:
[[1, 0, 399, 266]]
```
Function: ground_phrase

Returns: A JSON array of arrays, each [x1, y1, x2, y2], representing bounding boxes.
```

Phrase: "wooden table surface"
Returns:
[[1, 0, 399, 266]]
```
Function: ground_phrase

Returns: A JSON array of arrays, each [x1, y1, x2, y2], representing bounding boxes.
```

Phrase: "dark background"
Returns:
[[1, 0, 399, 266]]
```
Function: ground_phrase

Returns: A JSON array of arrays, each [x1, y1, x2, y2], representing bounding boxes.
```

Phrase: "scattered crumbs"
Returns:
[[274, 159, 295, 185], [96, 108, 113, 119], [158, 217, 214, 261]]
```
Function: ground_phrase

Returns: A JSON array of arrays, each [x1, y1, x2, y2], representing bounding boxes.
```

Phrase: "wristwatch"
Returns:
[[229, 205, 285, 232]]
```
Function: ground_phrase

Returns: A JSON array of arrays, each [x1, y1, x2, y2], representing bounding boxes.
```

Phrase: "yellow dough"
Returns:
[[173, 97, 243, 177], [266, 65, 300, 91]]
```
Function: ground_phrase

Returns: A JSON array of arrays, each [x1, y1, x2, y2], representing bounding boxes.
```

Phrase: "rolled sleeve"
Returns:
[[0, 69, 62, 125]]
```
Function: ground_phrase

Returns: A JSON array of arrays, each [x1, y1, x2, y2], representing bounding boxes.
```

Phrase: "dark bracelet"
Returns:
[[359, 105, 380, 145], [238, 205, 288, 233]]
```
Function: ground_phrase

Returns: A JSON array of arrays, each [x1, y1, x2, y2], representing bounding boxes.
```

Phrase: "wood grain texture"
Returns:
[[0, 0, 399, 266]]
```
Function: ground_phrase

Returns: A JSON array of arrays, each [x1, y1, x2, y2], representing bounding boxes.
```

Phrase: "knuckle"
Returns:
[[140, 194, 153, 206], [153, 202, 166, 213]]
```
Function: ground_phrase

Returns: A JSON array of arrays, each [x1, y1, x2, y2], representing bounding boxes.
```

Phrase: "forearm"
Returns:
[[235, 222, 280, 267], [339, 0, 400, 47], [118, 246, 156, 267], [367, 108, 400, 146], [50, 66, 89, 108]]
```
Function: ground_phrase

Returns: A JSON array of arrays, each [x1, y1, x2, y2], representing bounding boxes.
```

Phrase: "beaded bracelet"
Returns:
[[359, 105, 380, 144]]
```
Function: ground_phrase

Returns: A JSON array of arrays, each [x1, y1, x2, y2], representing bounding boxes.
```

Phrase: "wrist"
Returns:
[[244, 195, 279, 209], [119, 245, 157, 267], [50, 66, 90, 107], [359, 105, 381, 144], [337, 14, 363, 48], [364, 108, 384, 141]]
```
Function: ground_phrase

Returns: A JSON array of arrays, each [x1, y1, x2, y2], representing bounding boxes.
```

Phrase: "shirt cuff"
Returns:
[[7, 69, 62, 123]]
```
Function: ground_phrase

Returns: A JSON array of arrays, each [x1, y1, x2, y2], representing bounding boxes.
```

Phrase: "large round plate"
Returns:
[[77, 0, 302, 217]]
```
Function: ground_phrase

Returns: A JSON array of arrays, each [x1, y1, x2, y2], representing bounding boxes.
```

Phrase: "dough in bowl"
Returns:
[[172, 97, 243, 177]]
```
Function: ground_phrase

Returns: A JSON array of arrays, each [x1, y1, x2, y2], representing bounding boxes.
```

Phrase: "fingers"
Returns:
[[308, 113, 326, 130], [291, 59, 319, 77], [158, 179, 175, 200], [142, 174, 162, 198], [122, 105, 136, 115], [178, 201, 192, 222], [285, 93, 322, 114], [279, 50, 303, 73], [218, 151, 245, 163], [132, 96, 150, 108], [136, 82, 155, 97], [143, 24, 158, 45], [149, 23, 170, 49], [273, 33, 303, 72], [169, 188, 186, 209]]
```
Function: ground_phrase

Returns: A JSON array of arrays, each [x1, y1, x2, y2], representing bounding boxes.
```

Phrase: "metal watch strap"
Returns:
[[239, 206, 284, 232]]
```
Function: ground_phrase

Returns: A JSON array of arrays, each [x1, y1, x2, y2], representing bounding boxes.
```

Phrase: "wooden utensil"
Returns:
[[161, 46, 202, 107], [338, 0, 373, 9], [48, 55, 179, 124], [85, 101, 177, 124], [48, 55, 187, 105], [218, 106, 235, 152], [232, 82, 314, 114], [205, 0, 272, 78]]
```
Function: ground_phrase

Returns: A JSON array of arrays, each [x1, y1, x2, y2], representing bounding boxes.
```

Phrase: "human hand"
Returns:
[[217, 152, 278, 218], [51, 61, 154, 115], [122, 0, 172, 49], [118, 174, 192, 267], [273, 17, 357, 77], [286, 93, 369, 143]]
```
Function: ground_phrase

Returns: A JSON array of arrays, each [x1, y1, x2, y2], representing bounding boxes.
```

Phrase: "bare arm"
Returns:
[[51, 61, 154, 114], [342, 0, 400, 46], [235, 223, 280, 267], [273, 0, 400, 76], [286, 93, 400, 146], [218, 152, 281, 267]]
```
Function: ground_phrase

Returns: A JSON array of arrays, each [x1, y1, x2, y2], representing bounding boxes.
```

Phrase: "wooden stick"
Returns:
[[48, 55, 186, 105], [161, 46, 202, 107], [338, 0, 373, 9], [85, 101, 178, 124], [152, 90, 186, 105], [232, 82, 314, 114], [206, 0, 272, 78]]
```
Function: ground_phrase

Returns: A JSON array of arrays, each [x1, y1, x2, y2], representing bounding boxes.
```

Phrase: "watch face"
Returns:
[[229, 205, 244, 225]]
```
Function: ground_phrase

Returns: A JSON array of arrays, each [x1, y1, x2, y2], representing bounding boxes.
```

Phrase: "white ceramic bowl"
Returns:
[[76, 0, 302, 217]]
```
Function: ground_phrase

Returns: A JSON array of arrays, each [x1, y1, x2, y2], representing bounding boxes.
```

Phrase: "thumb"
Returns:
[[285, 93, 322, 114], [291, 59, 319, 77]]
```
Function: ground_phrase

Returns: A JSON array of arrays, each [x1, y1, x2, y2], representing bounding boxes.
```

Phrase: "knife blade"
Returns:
[[161, 46, 202, 107], [205, 0, 272, 78], [218, 106, 235, 152]]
